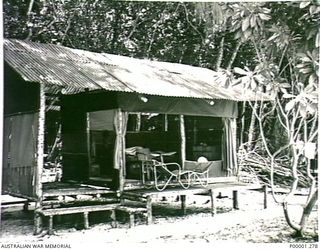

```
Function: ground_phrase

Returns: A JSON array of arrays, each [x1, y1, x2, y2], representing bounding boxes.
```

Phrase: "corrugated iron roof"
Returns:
[[4, 39, 272, 101]]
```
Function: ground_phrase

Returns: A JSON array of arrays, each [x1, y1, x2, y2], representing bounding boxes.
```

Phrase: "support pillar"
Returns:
[[23, 201, 29, 211], [233, 190, 239, 210], [111, 210, 117, 228], [180, 195, 186, 215], [263, 185, 268, 209], [48, 215, 53, 235], [33, 211, 43, 235], [146, 196, 152, 225], [129, 214, 134, 228], [179, 115, 186, 169], [83, 212, 89, 229], [34, 84, 45, 235], [210, 189, 216, 216]]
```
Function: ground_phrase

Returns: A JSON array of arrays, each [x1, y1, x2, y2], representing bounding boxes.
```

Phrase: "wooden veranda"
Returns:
[[121, 181, 267, 224]]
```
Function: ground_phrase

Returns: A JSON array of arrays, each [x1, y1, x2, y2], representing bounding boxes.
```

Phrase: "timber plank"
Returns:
[[38, 204, 119, 216]]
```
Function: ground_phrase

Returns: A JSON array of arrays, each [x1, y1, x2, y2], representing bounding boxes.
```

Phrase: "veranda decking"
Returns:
[[122, 181, 266, 224]]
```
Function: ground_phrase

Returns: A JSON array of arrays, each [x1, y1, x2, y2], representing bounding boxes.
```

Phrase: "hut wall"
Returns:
[[2, 64, 40, 198]]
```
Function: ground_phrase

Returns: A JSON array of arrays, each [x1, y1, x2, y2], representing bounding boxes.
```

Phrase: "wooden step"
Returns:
[[115, 206, 148, 228], [38, 203, 119, 216]]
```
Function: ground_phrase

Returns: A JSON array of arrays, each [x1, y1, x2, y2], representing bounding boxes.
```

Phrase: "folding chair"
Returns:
[[152, 160, 192, 191]]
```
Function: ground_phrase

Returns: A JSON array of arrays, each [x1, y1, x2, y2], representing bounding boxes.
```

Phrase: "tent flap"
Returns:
[[117, 93, 238, 118]]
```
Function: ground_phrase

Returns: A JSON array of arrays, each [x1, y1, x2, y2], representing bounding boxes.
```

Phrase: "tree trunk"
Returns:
[[26, 0, 35, 40], [111, 7, 121, 51], [239, 101, 247, 145], [215, 35, 225, 70], [247, 101, 258, 150], [227, 41, 242, 70], [298, 189, 318, 237]]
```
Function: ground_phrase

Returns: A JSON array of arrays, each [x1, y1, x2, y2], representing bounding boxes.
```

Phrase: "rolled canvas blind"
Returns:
[[89, 110, 115, 131]]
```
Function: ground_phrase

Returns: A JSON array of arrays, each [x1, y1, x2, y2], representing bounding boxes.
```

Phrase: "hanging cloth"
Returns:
[[222, 118, 238, 176], [113, 109, 128, 192]]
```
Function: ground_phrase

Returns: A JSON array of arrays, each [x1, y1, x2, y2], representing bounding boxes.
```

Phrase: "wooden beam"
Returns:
[[23, 201, 29, 211], [83, 212, 89, 229], [146, 196, 152, 225], [129, 214, 134, 228], [48, 215, 53, 235], [180, 115, 186, 169], [233, 190, 239, 210], [86, 113, 91, 177], [263, 185, 268, 209], [110, 210, 117, 228], [210, 189, 216, 216], [164, 114, 168, 132], [180, 195, 186, 215], [34, 84, 45, 235]]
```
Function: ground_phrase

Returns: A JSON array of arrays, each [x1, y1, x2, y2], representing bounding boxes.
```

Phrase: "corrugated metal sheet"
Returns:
[[4, 39, 272, 101]]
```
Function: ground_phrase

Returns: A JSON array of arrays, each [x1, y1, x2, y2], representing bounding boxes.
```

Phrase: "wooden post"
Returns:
[[48, 215, 53, 235], [129, 213, 134, 228], [263, 185, 268, 209], [110, 210, 117, 228], [146, 196, 152, 225], [86, 113, 91, 177], [230, 118, 238, 176], [120, 197, 125, 206], [164, 114, 168, 132], [34, 212, 42, 235], [114, 109, 126, 193], [0, 27, 3, 221], [210, 189, 216, 216], [233, 190, 239, 210], [180, 115, 186, 169], [136, 113, 141, 132], [34, 84, 45, 235], [180, 195, 186, 215], [23, 201, 29, 211], [83, 212, 89, 229]]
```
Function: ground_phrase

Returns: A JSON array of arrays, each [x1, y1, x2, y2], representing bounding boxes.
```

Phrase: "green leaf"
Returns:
[[258, 13, 271, 21], [308, 74, 317, 85], [250, 78, 257, 89], [285, 99, 296, 112], [283, 93, 296, 98], [300, 68, 313, 74], [234, 67, 248, 75], [250, 15, 256, 28], [300, 56, 312, 62], [299, 104, 307, 118], [279, 82, 291, 88], [307, 103, 318, 114], [243, 29, 252, 40], [300, 1, 311, 8], [242, 16, 250, 31], [267, 33, 279, 42]]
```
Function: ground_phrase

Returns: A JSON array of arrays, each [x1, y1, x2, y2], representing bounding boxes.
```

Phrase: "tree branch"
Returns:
[[227, 40, 242, 70], [26, 0, 35, 40]]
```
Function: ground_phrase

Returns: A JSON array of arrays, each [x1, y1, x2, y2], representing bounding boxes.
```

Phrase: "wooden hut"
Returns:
[[2, 39, 271, 233]]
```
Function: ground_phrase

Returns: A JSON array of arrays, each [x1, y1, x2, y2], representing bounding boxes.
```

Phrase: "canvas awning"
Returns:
[[4, 39, 273, 102]]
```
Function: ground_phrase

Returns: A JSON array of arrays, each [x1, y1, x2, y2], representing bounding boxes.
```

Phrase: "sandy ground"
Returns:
[[0, 190, 318, 249]]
